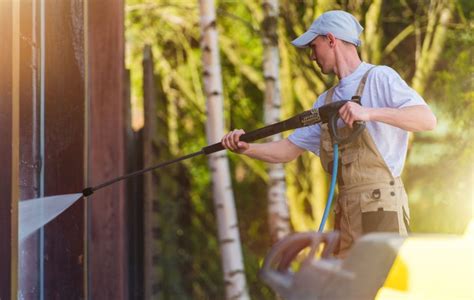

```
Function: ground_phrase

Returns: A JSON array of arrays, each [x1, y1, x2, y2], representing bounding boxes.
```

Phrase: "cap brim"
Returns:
[[291, 31, 318, 48]]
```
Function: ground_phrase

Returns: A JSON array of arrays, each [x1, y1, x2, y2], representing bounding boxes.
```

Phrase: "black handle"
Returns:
[[202, 109, 320, 155], [323, 96, 365, 145], [328, 112, 365, 145]]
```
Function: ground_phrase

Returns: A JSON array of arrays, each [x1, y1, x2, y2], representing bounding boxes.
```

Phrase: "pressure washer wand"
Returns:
[[82, 100, 359, 198], [82, 106, 325, 198]]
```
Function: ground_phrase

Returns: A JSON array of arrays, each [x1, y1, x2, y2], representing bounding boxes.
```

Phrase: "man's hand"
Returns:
[[221, 133, 305, 163], [221, 129, 250, 154], [339, 103, 436, 132], [339, 102, 371, 128]]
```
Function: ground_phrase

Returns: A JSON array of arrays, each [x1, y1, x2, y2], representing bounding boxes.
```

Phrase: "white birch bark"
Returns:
[[199, 1, 249, 299], [262, 0, 291, 242]]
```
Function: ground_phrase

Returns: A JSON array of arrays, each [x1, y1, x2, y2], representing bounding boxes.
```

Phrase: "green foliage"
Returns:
[[126, 0, 473, 298], [405, 20, 474, 233]]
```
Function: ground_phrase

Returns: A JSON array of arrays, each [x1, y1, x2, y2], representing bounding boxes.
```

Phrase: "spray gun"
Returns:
[[19, 98, 366, 243], [82, 99, 365, 197]]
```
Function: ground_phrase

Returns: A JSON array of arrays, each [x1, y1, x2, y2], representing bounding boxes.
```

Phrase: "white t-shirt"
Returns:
[[288, 62, 427, 177]]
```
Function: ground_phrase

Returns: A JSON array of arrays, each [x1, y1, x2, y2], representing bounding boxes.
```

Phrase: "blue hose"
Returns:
[[318, 143, 339, 232]]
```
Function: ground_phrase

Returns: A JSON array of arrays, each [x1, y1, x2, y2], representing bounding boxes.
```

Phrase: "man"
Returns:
[[221, 10, 436, 256]]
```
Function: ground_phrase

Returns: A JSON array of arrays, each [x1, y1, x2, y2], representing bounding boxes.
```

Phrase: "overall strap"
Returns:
[[351, 66, 376, 104], [324, 66, 376, 105], [324, 86, 336, 105]]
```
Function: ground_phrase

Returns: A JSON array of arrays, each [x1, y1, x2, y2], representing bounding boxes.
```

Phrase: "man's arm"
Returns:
[[221, 129, 305, 163], [339, 103, 437, 132]]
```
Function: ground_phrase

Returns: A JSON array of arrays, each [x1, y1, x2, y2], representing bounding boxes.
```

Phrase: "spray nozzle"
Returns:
[[82, 187, 94, 197]]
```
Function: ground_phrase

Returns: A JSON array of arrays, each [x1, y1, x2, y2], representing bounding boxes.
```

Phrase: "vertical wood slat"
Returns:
[[18, 0, 41, 297], [142, 44, 159, 299], [42, 0, 86, 298], [87, 0, 128, 299], [11, 0, 20, 297], [124, 69, 145, 300], [0, 1, 18, 299]]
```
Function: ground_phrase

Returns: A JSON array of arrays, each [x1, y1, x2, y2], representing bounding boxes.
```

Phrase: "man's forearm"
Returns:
[[244, 139, 305, 163], [368, 105, 437, 132]]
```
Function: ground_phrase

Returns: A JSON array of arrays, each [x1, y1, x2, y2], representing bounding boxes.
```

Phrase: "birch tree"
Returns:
[[198, 1, 249, 299], [262, 0, 291, 242]]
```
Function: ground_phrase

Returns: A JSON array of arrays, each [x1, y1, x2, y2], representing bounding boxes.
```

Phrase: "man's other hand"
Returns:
[[221, 129, 249, 154]]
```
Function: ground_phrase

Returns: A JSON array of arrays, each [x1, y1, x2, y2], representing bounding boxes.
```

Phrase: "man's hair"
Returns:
[[324, 35, 358, 48], [339, 39, 357, 48], [342, 40, 354, 46]]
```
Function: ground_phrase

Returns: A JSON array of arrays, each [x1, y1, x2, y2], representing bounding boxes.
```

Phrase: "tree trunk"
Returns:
[[198, 1, 250, 299], [361, 0, 383, 64], [262, 0, 291, 243], [411, 0, 453, 94]]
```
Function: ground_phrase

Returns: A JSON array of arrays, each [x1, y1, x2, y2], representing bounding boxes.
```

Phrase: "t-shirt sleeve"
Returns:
[[287, 94, 326, 156], [374, 66, 428, 109], [288, 123, 322, 156]]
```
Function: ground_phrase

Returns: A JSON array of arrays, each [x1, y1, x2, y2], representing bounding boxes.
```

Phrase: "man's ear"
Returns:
[[326, 33, 337, 47]]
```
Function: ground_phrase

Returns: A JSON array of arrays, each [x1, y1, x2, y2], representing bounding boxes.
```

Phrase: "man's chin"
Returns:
[[316, 62, 329, 74], [320, 67, 330, 75]]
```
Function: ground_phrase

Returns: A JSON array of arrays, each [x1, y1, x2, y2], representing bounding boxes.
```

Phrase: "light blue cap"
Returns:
[[291, 10, 363, 48]]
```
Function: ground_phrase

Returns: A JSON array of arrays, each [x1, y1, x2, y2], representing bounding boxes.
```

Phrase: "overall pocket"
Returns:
[[339, 149, 360, 185], [360, 188, 399, 234]]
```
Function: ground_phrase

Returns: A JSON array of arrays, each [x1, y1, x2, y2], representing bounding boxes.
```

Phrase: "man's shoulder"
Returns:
[[368, 64, 402, 82], [313, 91, 328, 108]]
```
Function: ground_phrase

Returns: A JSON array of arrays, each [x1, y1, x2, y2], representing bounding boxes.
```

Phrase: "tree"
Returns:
[[411, 0, 454, 94], [262, 0, 291, 243], [199, 0, 250, 299]]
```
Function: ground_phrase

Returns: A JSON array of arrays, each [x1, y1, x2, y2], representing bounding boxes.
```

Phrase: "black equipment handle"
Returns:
[[328, 116, 366, 145], [327, 96, 366, 145], [202, 108, 321, 154]]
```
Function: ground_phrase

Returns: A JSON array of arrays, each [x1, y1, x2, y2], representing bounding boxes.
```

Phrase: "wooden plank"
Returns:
[[42, 0, 85, 298], [124, 69, 145, 299], [0, 1, 15, 299], [87, 0, 128, 298], [18, 0, 41, 297], [11, 2, 20, 296], [142, 44, 159, 299]]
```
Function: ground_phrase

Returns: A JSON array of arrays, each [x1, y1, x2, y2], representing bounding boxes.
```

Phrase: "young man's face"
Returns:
[[309, 35, 334, 74]]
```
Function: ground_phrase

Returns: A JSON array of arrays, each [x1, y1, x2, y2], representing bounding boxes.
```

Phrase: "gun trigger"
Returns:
[[351, 96, 361, 104]]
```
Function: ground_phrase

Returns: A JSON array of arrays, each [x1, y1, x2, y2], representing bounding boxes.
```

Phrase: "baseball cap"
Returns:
[[291, 10, 364, 48]]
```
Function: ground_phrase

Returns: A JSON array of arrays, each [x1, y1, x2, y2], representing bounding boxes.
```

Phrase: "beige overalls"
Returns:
[[320, 68, 410, 257]]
